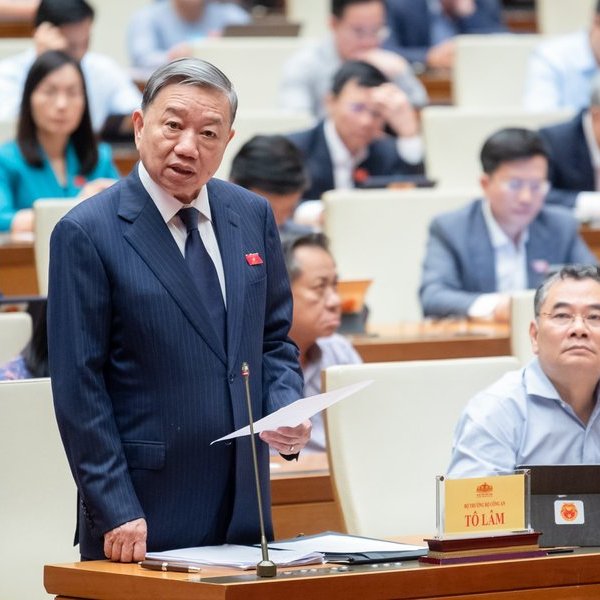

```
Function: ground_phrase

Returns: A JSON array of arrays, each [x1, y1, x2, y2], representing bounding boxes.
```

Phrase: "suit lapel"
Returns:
[[119, 171, 227, 365], [208, 181, 245, 370], [526, 218, 553, 288], [470, 201, 497, 292]]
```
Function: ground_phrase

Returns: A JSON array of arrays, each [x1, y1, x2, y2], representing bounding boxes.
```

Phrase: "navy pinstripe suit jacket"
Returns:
[[47, 169, 303, 559]]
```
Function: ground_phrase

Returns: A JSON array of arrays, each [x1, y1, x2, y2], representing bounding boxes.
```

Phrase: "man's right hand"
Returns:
[[34, 22, 68, 56], [104, 517, 147, 562]]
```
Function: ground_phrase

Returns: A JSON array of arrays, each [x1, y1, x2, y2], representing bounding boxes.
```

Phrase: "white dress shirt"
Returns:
[[468, 199, 528, 318], [138, 162, 227, 304]]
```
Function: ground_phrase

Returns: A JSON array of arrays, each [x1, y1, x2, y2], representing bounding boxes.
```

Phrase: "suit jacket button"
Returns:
[[229, 374, 235, 383]]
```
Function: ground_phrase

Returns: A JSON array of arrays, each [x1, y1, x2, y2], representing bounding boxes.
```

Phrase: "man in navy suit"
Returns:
[[539, 78, 600, 219], [48, 58, 310, 562], [287, 59, 424, 203], [384, 0, 505, 69], [420, 128, 596, 321]]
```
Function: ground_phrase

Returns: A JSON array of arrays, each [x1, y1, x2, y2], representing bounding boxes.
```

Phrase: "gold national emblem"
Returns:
[[560, 502, 578, 522]]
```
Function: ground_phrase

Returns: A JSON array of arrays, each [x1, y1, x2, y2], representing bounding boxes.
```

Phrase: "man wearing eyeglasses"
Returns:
[[419, 127, 597, 323], [279, 0, 427, 118], [447, 265, 600, 477]]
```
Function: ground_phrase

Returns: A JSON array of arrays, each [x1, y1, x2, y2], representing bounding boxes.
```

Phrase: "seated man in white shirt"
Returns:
[[287, 60, 424, 204], [282, 232, 362, 452], [0, 0, 141, 132], [448, 265, 600, 477], [539, 74, 600, 221], [419, 127, 597, 322]]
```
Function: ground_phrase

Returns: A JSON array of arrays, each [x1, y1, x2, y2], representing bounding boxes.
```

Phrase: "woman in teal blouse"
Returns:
[[0, 49, 119, 232]]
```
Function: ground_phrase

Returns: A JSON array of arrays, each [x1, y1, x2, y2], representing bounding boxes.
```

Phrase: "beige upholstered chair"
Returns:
[[33, 198, 79, 296], [422, 106, 573, 187], [0, 378, 78, 599], [0, 311, 32, 364], [323, 186, 478, 323], [286, 0, 328, 37], [323, 356, 521, 538], [536, 0, 596, 35], [453, 34, 542, 107], [510, 290, 536, 366]]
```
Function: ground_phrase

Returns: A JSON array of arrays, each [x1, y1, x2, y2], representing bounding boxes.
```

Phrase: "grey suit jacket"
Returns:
[[419, 199, 597, 318]]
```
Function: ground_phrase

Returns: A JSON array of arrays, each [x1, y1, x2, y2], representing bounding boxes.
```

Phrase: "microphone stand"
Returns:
[[241, 362, 277, 578]]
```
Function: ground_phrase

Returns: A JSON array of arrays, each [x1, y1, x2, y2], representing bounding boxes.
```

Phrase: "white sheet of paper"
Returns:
[[267, 533, 427, 554], [211, 379, 372, 444]]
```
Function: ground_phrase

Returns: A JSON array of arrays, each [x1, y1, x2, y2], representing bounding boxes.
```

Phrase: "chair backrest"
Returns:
[[323, 186, 478, 323], [34, 199, 79, 296], [422, 106, 574, 188], [285, 0, 329, 38], [214, 109, 314, 179], [0, 378, 78, 599], [324, 356, 521, 538], [0, 311, 32, 364], [453, 34, 542, 107], [191, 38, 306, 110], [0, 119, 16, 144], [510, 289, 536, 366], [0, 37, 32, 60], [536, 0, 596, 35]]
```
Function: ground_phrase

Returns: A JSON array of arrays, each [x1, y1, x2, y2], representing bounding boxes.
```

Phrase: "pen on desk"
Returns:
[[139, 560, 202, 573]]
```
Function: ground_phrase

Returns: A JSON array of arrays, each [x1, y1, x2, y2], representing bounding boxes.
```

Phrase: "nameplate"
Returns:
[[440, 473, 528, 537]]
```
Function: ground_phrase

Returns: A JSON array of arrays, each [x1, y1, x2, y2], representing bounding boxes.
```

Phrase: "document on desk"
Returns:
[[145, 544, 323, 570], [211, 379, 373, 444], [267, 532, 428, 563]]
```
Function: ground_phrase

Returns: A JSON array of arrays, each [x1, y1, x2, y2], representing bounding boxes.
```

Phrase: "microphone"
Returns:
[[241, 361, 277, 578]]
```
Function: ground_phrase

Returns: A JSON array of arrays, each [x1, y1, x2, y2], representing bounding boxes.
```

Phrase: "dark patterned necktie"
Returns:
[[178, 207, 226, 346]]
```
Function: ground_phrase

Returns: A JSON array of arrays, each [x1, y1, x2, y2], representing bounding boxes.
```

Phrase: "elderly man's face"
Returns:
[[331, 0, 387, 60], [132, 83, 234, 203], [290, 245, 342, 345], [530, 277, 600, 381], [326, 79, 386, 155], [480, 155, 549, 243]]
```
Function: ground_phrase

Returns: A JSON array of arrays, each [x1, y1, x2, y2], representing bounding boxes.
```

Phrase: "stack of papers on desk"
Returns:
[[145, 544, 323, 570], [268, 532, 428, 564]]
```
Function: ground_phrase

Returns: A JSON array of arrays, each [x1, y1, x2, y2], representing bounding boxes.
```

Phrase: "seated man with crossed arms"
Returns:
[[448, 265, 600, 477]]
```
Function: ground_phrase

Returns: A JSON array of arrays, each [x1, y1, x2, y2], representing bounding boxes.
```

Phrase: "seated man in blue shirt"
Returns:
[[127, 0, 250, 69], [282, 232, 362, 452], [448, 265, 600, 477], [419, 127, 596, 322]]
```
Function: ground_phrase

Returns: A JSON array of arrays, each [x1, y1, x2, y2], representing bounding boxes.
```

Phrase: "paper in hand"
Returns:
[[211, 379, 372, 444]]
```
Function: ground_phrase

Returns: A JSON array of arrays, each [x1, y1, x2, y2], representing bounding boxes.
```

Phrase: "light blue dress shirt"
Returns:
[[523, 29, 598, 112], [0, 140, 119, 231], [447, 358, 600, 477], [127, 1, 251, 69]]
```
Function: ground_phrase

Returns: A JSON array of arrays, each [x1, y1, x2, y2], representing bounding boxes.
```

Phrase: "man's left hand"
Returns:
[[259, 420, 312, 455]]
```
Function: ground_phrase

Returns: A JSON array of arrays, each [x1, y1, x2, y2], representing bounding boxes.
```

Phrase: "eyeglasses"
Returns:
[[540, 311, 600, 328], [346, 102, 383, 120], [499, 179, 550, 196], [341, 24, 390, 42]]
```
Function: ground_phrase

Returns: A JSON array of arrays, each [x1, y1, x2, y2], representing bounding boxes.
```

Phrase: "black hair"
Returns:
[[17, 50, 98, 174], [282, 232, 331, 281], [230, 135, 309, 195], [331, 0, 382, 18], [331, 60, 388, 96], [479, 128, 549, 175], [21, 300, 48, 378], [34, 0, 94, 27]]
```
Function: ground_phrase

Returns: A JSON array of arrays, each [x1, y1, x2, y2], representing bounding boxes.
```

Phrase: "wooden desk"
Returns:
[[581, 225, 600, 262], [0, 233, 37, 295], [270, 452, 343, 539], [0, 17, 32, 38], [418, 68, 452, 105], [45, 548, 600, 599], [110, 143, 138, 177], [350, 322, 511, 363]]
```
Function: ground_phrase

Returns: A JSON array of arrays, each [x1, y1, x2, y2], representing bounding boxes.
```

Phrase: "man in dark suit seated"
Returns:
[[419, 127, 596, 322], [383, 0, 505, 70], [47, 58, 311, 562], [539, 77, 600, 220], [287, 59, 424, 202]]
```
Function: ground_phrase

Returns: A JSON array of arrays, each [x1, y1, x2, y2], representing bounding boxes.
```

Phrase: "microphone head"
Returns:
[[256, 559, 277, 578]]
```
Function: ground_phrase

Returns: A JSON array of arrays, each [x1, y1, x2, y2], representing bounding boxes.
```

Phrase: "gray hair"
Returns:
[[533, 265, 600, 317], [282, 232, 331, 282], [141, 57, 238, 124]]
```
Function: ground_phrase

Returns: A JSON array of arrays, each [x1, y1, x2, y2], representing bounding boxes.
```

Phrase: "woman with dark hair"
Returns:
[[0, 49, 118, 232]]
